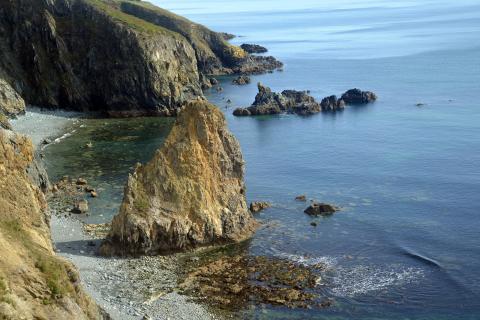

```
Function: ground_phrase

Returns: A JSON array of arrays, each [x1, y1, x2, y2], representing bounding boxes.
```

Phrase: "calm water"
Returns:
[[42, 0, 480, 318]]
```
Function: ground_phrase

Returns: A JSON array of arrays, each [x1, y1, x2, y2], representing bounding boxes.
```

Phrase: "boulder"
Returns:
[[304, 202, 338, 216], [240, 44, 268, 54], [295, 195, 307, 201], [233, 108, 251, 116], [72, 199, 89, 214], [101, 101, 256, 255], [76, 178, 88, 185], [249, 201, 271, 213], [232, 75, 251, 85], [340, 89, 377, 104], [320, 95, 345, 112]]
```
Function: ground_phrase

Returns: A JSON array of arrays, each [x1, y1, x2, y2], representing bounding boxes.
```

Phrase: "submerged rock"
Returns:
[[240, 44, 268, 54], [249, 201, 271, 213], [295, 195, 307, 201], [232, 75, 251, 85], [340, 89, 377, 104], [304, 202, 339, 216], [101, 101, 256, 255]]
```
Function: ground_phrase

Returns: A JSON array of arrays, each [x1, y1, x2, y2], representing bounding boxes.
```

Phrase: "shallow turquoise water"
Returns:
[[43, 0, 480, 318]]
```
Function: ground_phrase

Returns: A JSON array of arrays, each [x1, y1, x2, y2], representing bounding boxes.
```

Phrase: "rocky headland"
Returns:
[[233, 83, 377, 116], [0, 0, 282, 118], [0, 129, 107, 319], [100, 100, 256, 255]]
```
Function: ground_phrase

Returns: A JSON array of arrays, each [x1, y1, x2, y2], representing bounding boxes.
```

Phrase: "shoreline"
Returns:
[[11, 107, 218, 320]]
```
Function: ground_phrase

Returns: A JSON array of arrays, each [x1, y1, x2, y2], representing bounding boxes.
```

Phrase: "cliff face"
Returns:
[[0, 0, 281, 116], [0, 129, 106, 319], [101, 100, 256, 255]]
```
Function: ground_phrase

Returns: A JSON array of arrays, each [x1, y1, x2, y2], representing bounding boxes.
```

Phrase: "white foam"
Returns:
[[279, 252, 424, 297], [331, 265, 424, 297]]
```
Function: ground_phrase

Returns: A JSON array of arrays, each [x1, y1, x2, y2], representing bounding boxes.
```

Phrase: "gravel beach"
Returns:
[[51, 215, 217, 320]]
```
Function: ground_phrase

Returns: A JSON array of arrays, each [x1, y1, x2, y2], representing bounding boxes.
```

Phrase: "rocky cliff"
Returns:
[[0, 129, 106, 319], [101, 100, 256, 255], [0, 0, 281, 116]]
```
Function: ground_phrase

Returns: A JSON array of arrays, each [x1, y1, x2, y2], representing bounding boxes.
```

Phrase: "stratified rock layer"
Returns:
[[101, 101, 256, 255], [0, 129, 106, 319]]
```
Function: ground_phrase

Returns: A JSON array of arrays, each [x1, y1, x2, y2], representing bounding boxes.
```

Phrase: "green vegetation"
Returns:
[[85, 0, 182, 38]]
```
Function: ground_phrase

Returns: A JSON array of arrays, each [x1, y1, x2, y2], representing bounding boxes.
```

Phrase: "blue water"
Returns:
[[45, 0, 480, 318]]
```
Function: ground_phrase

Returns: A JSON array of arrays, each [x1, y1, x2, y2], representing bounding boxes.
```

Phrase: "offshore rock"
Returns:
[[304, 202, 339, 216], [0, 129, 106, 319], [233, 83, 321, 116], [341, 89, 377, 104], [232, 75, 251, 85], [101, 101, 256, 255], [240, 44, 268, 54], [249, 201, 271, 213], [234, 84, 376, 116], [320, 95, 345, 112]]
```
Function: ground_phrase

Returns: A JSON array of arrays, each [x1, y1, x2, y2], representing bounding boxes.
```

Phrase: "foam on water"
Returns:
[[280, 253, 424, 297], [331, 265, 425, 297]]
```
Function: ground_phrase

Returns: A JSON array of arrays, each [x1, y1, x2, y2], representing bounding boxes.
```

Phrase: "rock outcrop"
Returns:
[[304, 202, 339, 216], [240, 44, 268, 54], [341, 89, 377, 104], [232, 75, 251, 85], [233, 83, 376, 116], [101, 101, 256, 255], [233, 83, 323, 116], [0, 129, 106, 319], [0, 0, 282, 116]]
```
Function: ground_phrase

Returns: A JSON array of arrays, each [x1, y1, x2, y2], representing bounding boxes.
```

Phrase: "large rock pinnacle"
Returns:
[[101, 101, 256, 255]]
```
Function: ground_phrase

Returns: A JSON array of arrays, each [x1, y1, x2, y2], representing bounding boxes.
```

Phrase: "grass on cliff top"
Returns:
[[0, 220, 76, 303], [118, 1, 247, 60], [85, 0, 184, 38]]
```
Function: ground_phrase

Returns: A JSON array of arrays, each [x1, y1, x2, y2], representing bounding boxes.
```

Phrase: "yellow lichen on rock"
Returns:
[[0, 129, 106, 319], [101, 101, 256, 255]]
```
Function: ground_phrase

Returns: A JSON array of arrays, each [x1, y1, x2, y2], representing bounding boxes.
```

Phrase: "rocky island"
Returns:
[[100, 100, 256, 255], [233, 83, 377, 116]]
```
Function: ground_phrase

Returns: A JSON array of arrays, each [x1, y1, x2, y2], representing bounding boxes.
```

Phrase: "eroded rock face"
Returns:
[[0, 79, 25, 117], [0, 0, 282, 116], [0, 129, 106, 319], [101, 101, 256, 255]]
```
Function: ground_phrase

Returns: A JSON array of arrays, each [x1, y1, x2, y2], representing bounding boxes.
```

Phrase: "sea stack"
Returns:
[[101, 101, 256, 255]]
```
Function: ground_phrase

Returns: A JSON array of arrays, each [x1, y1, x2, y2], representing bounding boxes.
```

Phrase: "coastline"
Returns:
[[11, 108, 218, 320]]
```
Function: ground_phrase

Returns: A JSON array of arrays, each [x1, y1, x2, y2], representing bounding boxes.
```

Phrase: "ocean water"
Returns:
[[40, 0, 480, 318]]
